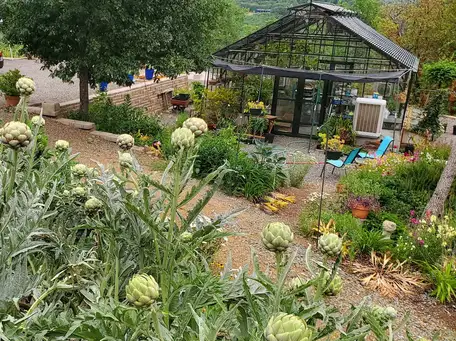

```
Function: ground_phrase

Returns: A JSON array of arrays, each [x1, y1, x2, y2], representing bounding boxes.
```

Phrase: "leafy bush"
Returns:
[[0, 69, 23, 96], [203, 87, 240, 125], [422, 60, 456, 88], [71, 93, 163, 140], [222, 152, 276, 200], [194, 127, 238, 178], [176, 111, 189, 128], [425, 261, 456, 303], [413, 90, 448, 138], [363, 211, 407, 239], [286, 152, 313, 188], [352, 229, 393, 255], [319, 115, 356, 145]]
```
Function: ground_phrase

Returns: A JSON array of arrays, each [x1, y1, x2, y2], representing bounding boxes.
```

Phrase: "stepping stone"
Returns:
[[90, 131, 119, 142], [42, 102, 60, 117], [56, 118, 95, 130]]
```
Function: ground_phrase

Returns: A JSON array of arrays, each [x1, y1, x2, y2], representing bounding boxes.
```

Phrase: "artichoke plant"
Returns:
[[126, 273, 160, 307], [183, 117, 208, 137], [261, 222, 294, 252], [16, 77, 36, 96], [288, 276, 307, 292], [84, 196, 103, 213], [0, 121, 33, 148], [180, 231, 193, 242], [118, 152, 133, 168], [370, 305, 397, 325], [171, 127, 195, 149], [72, 164, 88, 178], [322, 271, 343, 296], [31, 115, 45, 127], [117, 134, 135, 150], [55, 139, 70, 152], [264, 313, 312, 341], [318, 233, 342, 257], [72, 186, 86, 198]]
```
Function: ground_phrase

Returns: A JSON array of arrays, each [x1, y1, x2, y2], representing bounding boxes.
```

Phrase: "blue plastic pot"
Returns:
[[128, 74, 135, 83], [99, 82, 108, 92], [145, 68, 155, 80]]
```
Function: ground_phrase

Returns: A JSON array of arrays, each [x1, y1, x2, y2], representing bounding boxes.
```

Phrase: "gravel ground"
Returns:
[[0, 59, 120, 105]]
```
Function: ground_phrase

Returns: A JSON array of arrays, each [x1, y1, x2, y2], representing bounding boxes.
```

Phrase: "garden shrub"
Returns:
[[351, 229, 393, 255], [285, 151, 314, 188], [363, 211, 407, 240], [70, 93, 163, 145], [422, 60, 456, 88], [194, 127, 238, 178], [176, 111, 189, 128]]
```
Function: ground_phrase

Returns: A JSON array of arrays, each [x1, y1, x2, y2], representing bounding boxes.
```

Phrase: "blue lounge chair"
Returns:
[[320, 147, 361, 176], [358, 136, 393, 159]]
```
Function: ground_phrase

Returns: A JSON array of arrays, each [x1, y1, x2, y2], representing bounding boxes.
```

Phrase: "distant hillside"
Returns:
[[236, 0, 341, 16]]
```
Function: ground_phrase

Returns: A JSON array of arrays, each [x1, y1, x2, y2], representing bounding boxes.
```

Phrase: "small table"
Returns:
[[264, 115, 277, 134]]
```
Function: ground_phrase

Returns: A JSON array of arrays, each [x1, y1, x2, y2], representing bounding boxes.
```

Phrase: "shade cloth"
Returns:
[[212, 59, 409, 83]]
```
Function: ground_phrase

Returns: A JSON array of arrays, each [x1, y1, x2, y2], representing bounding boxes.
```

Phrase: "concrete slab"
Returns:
[[90, 131, 119, 143], [56, 118, 95, 130], [42, 102, 61, 117]]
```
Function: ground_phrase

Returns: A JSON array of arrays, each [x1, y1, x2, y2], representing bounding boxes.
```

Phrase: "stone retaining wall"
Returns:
[[58, 75, 188, 117]]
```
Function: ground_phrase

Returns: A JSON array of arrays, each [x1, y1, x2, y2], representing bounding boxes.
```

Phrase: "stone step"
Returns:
[[89, 131, 118, 142], [56, 118, 95, 130]]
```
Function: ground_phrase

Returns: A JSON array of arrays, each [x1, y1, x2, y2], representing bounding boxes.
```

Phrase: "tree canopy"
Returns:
[[1, 0, 244, 113]]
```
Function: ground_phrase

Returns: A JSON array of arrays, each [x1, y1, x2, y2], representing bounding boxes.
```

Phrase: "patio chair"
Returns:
[[358, 136, 393, 159], [320, 147, 361, 176]]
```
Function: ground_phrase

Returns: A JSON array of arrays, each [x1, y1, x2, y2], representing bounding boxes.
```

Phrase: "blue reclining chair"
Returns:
[[320, 147, 361, 177], [358, 136, 393, 159]]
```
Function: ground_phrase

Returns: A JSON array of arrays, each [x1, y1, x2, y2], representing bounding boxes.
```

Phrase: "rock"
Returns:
[[382, 220, 397, 238], [87, 137, 94, 144]]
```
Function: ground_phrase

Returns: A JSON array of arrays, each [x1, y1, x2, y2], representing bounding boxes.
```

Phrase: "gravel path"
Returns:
[[0, 59, 120, 105]]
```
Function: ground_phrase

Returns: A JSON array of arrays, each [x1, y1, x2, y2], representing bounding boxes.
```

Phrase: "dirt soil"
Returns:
[[2, 113, 455, 340]]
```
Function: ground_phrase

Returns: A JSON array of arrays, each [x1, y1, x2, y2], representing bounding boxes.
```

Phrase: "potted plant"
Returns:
[[249, 116, 268, 136], [319, 133, 345, 160], [347, 195, 380, 219], [246, 101, 266, 116], [0, 69, 23, 106], [173, 88, 191, 101], [145, 65, 155, 80]]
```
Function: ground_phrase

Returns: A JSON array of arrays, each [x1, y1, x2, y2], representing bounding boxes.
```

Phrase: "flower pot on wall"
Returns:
[[351, 205, 370, 219], [326, 151, 342, 160], [99, 82, 108, 92], [145, 68, 155, 80], [4, 95, 20, 107]]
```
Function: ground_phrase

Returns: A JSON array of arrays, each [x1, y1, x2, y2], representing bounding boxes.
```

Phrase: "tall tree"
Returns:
[[341, 0, 381, 28], [1, 0, 244, 115]]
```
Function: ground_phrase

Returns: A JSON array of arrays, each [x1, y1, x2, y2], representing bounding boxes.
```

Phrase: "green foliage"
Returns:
[[204, 87, 240, 125], [2, 0, 244, 112], [249, 116, 268, 135], [176, 112, 189, 128], [221, 143, 286, 200], [351, 229, 393, 255], [363, 211, 407, 239], [413, 90, 448, 138], [0, 69, 23, 96], [156, 127, 174, 159], [423, 60, 456, 88], [319, 115, 356, 146], [285, 152, 313, 188], [425, 261, 456, 303], [194, 128, 238, 178], [71, 94, 163, 139]]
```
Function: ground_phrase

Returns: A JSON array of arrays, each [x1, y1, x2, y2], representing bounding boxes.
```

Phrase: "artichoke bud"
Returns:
[[16, 77, 36, 97], [318, 233, 342, 257], [0, 121, 32, 148], [126, 273, 160, 307], [261, 222, 294, 252], [183, 117, 208, 137], [55, 139, 69, 151], [117, 134, 135, 150], [118, 151, 133, 168], [84, 196, 103, 212], [31, 115, 45, 127], [72, 164, 89, 178], [171, 127, 195, 149], [264, 313, 312, 341]]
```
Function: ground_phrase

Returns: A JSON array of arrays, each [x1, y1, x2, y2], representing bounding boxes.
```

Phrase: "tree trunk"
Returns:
[[79, 66, 90, 116], [425, 140, 456, 216]]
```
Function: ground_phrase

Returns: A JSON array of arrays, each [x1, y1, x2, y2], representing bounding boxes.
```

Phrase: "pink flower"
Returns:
[[418, 239, 425, 246], [410, 218, 419, 225], [410, 210, 416, 217]]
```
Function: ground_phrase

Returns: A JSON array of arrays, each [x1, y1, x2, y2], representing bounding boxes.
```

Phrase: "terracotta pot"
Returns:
[[5, 95, 20, 107], [351, 205, 370, 219]]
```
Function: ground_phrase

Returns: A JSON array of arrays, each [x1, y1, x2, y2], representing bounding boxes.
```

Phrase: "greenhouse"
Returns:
[[212, 1, 419, 137]]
